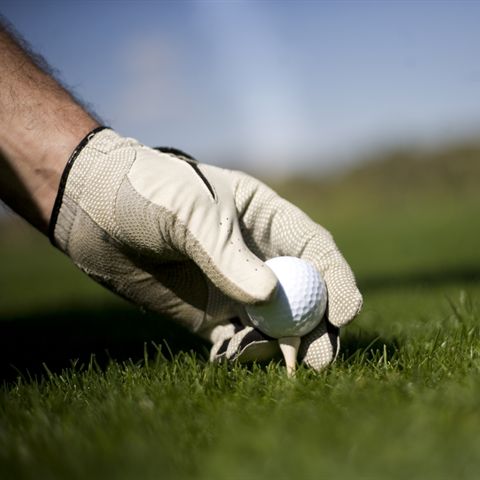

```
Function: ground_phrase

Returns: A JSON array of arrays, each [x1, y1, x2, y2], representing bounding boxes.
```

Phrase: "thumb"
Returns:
[[123, 147, 277, 304], [187, 217, 278, 305], [180, 163, 278, 305]]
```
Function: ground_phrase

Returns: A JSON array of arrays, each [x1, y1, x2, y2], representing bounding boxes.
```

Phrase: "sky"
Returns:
[[2, 0, 480, 175]]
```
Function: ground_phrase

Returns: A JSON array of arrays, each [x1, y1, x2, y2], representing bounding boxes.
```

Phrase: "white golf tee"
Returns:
[[278, 336, 301, 377]]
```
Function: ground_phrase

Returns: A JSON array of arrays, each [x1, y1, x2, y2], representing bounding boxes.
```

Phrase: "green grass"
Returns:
[[1, 296, 479, 480], [0, 147, 479, 479]]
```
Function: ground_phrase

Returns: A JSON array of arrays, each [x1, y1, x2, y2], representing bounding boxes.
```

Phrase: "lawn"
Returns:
[[0, 146, 479, 479]]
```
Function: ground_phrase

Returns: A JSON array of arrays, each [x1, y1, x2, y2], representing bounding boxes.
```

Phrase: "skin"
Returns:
[[0, 19, 99, 233]]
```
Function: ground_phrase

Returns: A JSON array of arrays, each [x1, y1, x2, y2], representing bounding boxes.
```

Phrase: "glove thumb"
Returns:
[[126, 151, 278, 305], [188, 218, 278, 305], [180, 164, 278, 305]]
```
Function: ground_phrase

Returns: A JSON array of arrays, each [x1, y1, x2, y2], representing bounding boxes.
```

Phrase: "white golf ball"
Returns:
[[246, 256, 327, 338]]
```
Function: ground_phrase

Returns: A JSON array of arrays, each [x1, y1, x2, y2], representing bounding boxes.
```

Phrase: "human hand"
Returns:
[[206, 161, 363, 370], [50, 128, 362, 370]]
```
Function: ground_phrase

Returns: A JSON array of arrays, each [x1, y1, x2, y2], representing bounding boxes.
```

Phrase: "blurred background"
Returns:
[[0, 0, 479, 377], [2, 0, 480, 173]]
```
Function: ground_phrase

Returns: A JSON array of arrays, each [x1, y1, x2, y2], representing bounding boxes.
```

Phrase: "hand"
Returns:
[[50, 128, 362, 370]]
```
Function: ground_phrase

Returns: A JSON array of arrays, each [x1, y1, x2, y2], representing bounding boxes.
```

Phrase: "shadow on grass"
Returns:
[[358, 265, 480, 292], [340, 328, 400, 365], [0, 304, 208, 383]]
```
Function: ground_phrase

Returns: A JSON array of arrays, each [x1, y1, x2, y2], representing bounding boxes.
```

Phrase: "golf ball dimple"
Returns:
[[245, 256, 328, 338]]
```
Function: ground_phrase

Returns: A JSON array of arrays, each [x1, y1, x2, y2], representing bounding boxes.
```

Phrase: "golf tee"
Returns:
[[278, 336, 301, 377]]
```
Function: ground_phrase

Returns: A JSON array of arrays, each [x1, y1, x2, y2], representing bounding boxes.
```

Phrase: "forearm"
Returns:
[[0, 19, 99, 233]]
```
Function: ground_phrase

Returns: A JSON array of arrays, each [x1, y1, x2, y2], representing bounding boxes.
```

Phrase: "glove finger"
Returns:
[[299, 319, 340, 371], [209, 319, 280, 363], [303, 242, 363, 327]]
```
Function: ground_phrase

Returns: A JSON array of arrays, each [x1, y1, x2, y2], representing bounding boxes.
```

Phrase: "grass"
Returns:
[[0, 146, 479, 479], [1, 296, 479, 480]]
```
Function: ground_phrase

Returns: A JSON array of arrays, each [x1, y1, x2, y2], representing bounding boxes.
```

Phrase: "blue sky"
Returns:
[[2, 0, 480, 174]]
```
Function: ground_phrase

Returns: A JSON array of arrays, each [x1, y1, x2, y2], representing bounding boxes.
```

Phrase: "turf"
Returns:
[[0, 146, 479, 479]]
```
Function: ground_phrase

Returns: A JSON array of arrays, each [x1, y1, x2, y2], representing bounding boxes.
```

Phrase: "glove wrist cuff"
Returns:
[[48, 126, 109, 246]]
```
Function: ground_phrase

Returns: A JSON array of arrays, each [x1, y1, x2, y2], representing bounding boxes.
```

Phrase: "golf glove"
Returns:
[[50, 127, 362, 370]]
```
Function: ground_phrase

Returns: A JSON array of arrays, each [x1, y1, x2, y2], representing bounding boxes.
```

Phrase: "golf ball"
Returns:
[[246, 256, 327, 338]]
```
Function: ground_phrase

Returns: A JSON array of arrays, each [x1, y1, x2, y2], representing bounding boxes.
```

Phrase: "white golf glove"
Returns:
[[50, 127, 362, 371]]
